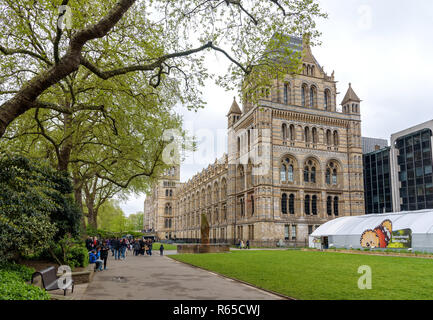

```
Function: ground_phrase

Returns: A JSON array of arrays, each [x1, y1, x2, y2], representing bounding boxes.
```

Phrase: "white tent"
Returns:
[[309, 209, 433, 252]]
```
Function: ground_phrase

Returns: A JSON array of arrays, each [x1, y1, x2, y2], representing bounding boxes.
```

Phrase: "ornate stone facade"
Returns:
[[144, 36, 365, 245]]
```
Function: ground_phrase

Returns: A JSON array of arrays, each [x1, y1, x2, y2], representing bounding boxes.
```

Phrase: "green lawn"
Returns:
[[170, 250, 433, 300], [153, 242, 178, 250]]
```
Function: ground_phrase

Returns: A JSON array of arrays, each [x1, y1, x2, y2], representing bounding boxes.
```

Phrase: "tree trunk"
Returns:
[[87, 206, 98, 229], [72, 169, 88, 237]]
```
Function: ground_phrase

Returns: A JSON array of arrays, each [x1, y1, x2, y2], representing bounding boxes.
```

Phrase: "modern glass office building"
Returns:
[[394, 128, 433, 211], [363, 147, 393, 214], [390, 120, 433, 212]]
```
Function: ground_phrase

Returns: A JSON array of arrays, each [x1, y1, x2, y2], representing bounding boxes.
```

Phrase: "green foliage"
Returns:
[[0, 262, 50, 300], [0, 262, 35, 282], [95, 200, 144, 234], [0, 154, 83, 262], [0, 154, 57, 262], [51, 234, 89, 269]]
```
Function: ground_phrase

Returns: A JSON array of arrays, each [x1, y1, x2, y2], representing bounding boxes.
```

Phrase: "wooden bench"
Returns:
[[31, 266, 74, 296]]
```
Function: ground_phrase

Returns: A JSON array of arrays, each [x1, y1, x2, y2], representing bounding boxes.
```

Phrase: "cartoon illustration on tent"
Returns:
[[360, 219, 392, 248]]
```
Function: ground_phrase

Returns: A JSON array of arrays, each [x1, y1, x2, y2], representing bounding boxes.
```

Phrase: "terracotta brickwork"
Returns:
[[144, 37, 365, 245]]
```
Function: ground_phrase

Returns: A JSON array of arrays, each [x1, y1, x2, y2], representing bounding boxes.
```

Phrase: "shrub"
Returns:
[[0, 263, 50, 300], [0, 154, 82, 263], [0, 262, 34, 281], [67, 246, 89, 269]]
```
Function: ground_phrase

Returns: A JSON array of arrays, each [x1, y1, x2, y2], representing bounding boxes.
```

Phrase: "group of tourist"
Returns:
[[85, 236, 163, 272], [86, 237, 110, 271]]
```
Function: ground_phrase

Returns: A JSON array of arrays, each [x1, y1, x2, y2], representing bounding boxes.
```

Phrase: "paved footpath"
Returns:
[[80, 251, 283, 300]]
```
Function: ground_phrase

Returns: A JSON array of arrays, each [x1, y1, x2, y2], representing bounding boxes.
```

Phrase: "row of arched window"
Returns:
[[281, 124, 339, 146], [280, 158, 339, 186], [281, 193, 340, 216], [280, 80, 331, 111]]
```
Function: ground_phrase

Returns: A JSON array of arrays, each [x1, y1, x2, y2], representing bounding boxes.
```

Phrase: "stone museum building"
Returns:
[[144, 36, 365, 246]]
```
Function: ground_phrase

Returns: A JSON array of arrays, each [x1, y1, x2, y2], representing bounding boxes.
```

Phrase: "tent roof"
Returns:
[[311, 210, 433, 237]]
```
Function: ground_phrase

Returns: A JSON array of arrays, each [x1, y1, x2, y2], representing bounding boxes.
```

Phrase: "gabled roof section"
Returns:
[[227, 97, 242, 115], [302, 36, 325, 74], [341, 83, 361, 105]]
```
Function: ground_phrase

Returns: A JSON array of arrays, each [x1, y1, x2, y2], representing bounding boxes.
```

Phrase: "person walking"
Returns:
[[134, 240, 140, 256], [112, 237, 121, 260], [148, 241, 153, 256], [159, 244, 164, 256], [246, 239, 250, 249], [120, 238, 127, 260], [100, 241, 109, 270]]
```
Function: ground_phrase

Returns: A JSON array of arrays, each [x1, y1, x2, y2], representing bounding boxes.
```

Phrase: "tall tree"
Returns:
[[0, 0, 327, 138]]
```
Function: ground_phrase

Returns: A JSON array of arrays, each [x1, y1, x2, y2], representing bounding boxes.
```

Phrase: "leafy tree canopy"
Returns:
[[0, 0, 327, 137]]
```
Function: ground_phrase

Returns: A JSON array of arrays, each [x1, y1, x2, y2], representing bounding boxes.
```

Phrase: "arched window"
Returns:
[[288, 165, 294, 182], [310, 86, 316, 108], [165, 203, 172, 215], [289, 125, 295, 141], [312, 127, 318, 144], [282, 123, 287, 140], [281, 158, 295, 183], [304, 166, 310, 182], [305, 127, 310, 143], [332, 169, 338, 185], [304, 195, 310, 215], [326, 130, 332, 145], [301, 85, 307, 107], [312, 195, 317, 215], [280, 164, 287, 182], [327, 196, 332, 215], [311, 166, 316, 183], [324, 89, 330, 110], [333, 131, 339, 146], [326, 169, 331, 185], [326, 161, 338, 185], [281, 193, 287, 214], [237, 137, 241, 153], [334, 196, 339, 216], [304, 159, 317, 184], [289, 194, 295, 214], [251, 195, 254, 215]]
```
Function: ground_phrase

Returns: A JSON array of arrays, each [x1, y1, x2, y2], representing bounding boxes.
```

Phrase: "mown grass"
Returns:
[[171, 250, 433, 300]]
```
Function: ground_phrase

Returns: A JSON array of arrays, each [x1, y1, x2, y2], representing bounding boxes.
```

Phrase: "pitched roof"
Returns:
[[227, 97, 242, 115], [341, 83, 361, 105]]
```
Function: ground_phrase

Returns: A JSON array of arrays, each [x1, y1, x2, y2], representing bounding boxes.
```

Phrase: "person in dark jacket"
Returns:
[[100, 241, 109, 270], [85, 236, 93, 251], [112, 238, 121, 260], [120, 238, 127, 260], [159, 244, 164, 256], [134, 240, 141, 256], [148, 241, 153, 256]]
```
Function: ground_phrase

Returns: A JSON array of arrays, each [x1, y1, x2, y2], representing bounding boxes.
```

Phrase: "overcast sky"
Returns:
[[119, 0, 433, 215]]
